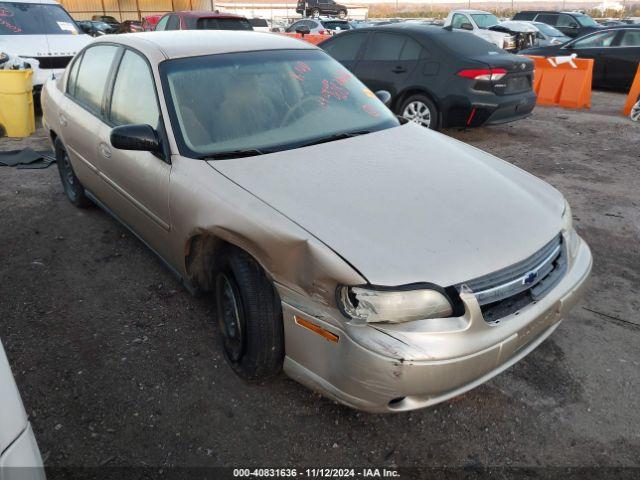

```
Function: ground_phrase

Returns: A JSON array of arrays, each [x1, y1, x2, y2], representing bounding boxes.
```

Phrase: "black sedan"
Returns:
[[319, 24, 536, 129], [521, 26, 640, 91]]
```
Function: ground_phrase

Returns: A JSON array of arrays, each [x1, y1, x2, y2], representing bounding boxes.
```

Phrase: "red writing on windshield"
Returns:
[[320, 77, 349, 107], [0, 18, 21, 33], [290, 61, 311, 81]]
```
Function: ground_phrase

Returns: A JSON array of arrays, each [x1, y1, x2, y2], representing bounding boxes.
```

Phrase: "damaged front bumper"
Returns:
[[279, 236, 592, 413]]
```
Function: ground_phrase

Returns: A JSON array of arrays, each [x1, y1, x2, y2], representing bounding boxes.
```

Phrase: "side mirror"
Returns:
[[461, 22, 474, 31], [295, 25, 311, 35], [375, 90, 392, 106], [110, 124, 161, 154]]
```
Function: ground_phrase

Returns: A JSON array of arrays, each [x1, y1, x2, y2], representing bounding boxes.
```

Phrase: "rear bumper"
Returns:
[[443, 90, 537, 128], [280, 236, 591, 413]]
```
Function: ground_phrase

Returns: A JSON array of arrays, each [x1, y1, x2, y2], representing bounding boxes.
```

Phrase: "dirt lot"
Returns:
[[1, 91, 639, 472]]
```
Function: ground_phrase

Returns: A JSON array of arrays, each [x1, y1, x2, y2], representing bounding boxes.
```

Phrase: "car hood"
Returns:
[[0, 34, 89, 58], [0, 339, 28, 454], [209, 123, 565, 287]]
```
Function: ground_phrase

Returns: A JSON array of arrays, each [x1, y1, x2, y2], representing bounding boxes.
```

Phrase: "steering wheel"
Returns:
[[280, 96, 323, 127]]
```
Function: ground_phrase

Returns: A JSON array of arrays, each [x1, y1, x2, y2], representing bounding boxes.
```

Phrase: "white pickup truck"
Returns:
[[444, 10, 537, 52]]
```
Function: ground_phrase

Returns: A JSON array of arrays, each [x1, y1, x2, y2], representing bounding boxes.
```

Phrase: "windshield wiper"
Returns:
[[296, 130, 371, 149], [199, 148, 265, 160]]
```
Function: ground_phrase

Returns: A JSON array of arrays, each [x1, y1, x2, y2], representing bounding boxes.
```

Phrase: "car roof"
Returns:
[[92, 31, 316, 61], [173, 10, 246, 19], [452, 10, 495, 14], [9, 0, 59, 3], [345, 23, 451, 36]]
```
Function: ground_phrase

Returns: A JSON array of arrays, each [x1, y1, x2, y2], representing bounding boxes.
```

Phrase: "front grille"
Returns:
[[457, 235, 566, 323], [24, 56, 73, 70]]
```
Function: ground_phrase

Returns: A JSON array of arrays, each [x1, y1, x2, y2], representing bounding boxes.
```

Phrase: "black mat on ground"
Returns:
[[0, 148, 56, 169]]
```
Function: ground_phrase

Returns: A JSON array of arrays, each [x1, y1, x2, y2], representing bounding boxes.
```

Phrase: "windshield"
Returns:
[[471, 13, 499, 29], [533, 22, 564, 37], [0, 2, 79, 35], [575, 14, 599, 28], [193, 17, 253, 30], [161, 49, 398, 158]]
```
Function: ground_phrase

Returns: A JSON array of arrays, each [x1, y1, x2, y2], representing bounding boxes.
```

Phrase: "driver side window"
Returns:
[[557, 14, 578, 28], [451, 14, 469, 29]]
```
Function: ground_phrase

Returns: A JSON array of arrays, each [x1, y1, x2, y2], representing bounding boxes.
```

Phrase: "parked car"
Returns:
[[528, 21, 571, 45], [91, 14, 120, 28], [443, 10, 538, 51], [142, 14, 163, 31], [0, 339, 45, 478], [117, 20, 143, 33], [296, 0, 348, 19], [76, 20, 116, 36], [521, 26, 640, 91], [286, 18, 352, 35], [249, 17, 271, 32], [154, 11, 253, 31], [0, 0, 90, 91], [320, 24, 537, 129], [512, 11, 603, 38], [41, 30, 592, 412]]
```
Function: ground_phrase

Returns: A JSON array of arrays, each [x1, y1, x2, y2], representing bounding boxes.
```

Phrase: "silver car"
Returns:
[[41, 31, 592, 412]]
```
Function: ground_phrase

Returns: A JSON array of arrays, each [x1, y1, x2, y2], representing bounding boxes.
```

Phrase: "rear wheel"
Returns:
[[54, 137, 91, 208], [214, 246, 284, 381], [398, 94, 438, 130]]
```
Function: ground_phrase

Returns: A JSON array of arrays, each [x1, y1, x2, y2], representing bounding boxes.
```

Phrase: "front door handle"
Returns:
[[59, 114, 68, 127], [99, 143, 112, 159], [392, 66, 407, 74]]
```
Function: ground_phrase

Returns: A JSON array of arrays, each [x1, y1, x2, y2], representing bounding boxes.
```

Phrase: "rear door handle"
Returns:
[[59, 114, 68, 127], [392, 66, 407, 74], [99, 143, 112, 159]]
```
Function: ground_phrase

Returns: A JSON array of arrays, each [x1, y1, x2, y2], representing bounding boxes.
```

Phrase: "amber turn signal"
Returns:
[[294, 315, 339, 343]]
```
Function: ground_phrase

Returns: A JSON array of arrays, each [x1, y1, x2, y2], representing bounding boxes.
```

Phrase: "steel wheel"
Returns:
[[631, 99, 640, 122], [216, 272, 245, 363], [403, 100, 432, 128]]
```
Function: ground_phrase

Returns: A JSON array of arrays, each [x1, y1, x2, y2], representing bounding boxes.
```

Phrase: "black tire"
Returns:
[[214, 246, 284, 381], [54, 137, 91, 208], [397, 94, 439, 130]]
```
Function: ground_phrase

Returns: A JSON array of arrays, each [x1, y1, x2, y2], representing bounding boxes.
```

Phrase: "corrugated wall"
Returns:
[[61, 0, 214, 21]]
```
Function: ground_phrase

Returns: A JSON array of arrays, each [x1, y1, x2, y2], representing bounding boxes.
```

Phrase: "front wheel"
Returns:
[[214, 246, 284, 381], [398, 94, 439, 130], [631, 98, 640, 122]]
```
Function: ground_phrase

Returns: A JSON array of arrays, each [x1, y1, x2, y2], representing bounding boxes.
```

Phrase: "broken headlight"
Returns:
[[337, 285, 453, 324], [562, 200, 579, 259]]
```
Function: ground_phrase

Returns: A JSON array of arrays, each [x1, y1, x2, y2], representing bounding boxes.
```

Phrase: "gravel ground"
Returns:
[[0, 91, 639, 472]]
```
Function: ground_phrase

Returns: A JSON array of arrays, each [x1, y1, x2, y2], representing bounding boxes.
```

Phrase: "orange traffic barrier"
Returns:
[[622, 63, 640, 116], [280, 32, 332, 45], [524, 55, 593, 109]]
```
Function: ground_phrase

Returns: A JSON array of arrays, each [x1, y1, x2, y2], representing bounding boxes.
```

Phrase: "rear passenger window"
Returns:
[[364, 34, 422, 61], [110, 50, 159, 127], [400, 38, 423, 60], [73, 45, 119, 114], [365, 33, 405, 61], [557, 14, 578, 28], [166, 14, 180, 30], [66, 52, 83, 96], [323, 33, 366, 61]]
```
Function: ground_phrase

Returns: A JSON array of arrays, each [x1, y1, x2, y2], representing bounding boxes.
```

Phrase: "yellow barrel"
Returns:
[[0, 70, 36, 138]]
